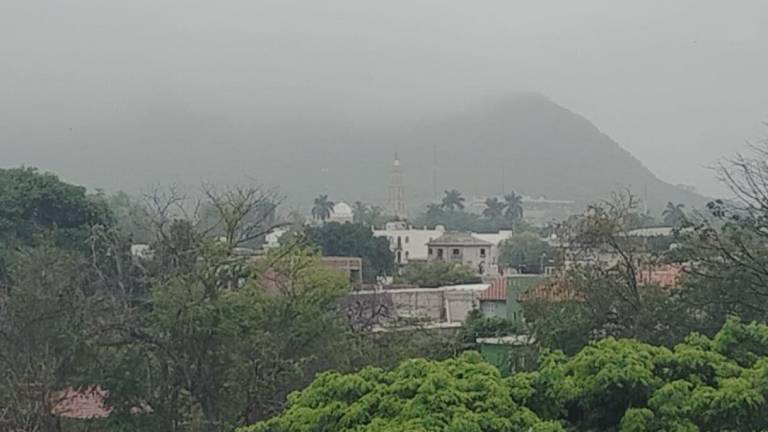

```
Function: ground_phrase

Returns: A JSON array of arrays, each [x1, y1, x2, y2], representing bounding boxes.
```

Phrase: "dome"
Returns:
[[331, 202, 353, 219]]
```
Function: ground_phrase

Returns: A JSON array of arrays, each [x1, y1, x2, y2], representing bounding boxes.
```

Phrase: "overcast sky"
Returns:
[[2, 0, 766, 196]]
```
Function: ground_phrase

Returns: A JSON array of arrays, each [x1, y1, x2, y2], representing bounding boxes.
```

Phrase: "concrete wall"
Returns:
[[348, 284, 487, 326]]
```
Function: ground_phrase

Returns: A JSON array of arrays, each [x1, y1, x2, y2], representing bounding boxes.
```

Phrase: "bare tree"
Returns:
[[202, 183, 285, 252]]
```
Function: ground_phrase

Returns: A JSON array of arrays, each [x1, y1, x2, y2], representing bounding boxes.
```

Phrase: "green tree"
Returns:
[[397, 261, 481, 288], [311, 194, 334, 221], [498, 232, 555, 273], [241, 318, 768, 432], [239, 352, 564, 432], [482, 196, 505, 221], [307, 222, 395, 283], [504, 191, 524, 226], [352, 201, 369, 224], [98, 244, 350, 431], [0, 168, 113, 276], [0, 245, 117, 432], [441, 189, 465, 211], [661, 201, 686, 226]]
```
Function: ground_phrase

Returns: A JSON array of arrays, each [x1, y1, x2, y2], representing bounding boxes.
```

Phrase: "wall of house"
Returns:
[[373, 224, 445, 264], [506, 275, 546, 322]]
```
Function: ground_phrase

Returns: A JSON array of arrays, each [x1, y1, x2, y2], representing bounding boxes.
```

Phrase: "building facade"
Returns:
[[427, 232, 493, 275]]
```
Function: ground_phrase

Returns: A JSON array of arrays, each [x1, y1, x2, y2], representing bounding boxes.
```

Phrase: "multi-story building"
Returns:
[[427, 231, 493, 275]]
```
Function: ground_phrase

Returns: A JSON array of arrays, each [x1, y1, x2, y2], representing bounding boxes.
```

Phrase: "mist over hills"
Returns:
[[251, 93, 709, 212], [6, 93, 708, 213]]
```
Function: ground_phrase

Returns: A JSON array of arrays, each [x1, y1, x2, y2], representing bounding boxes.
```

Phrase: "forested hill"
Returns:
[[9, 93, 708, 211], [262, 93, 708, 210]]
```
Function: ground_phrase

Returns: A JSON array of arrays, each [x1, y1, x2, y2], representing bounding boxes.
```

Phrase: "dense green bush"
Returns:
[[241, 318, 768, 432]]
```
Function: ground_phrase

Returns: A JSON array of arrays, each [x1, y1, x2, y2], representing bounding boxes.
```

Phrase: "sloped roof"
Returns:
[[479, 276, 506, 301], [427, 231, 491, 246]]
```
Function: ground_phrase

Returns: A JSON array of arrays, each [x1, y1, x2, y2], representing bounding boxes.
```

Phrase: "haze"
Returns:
[[2, 0, 767, 197]]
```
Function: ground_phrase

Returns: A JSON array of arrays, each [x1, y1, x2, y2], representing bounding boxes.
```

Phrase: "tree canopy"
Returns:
[[307, 222, 394, 283], [397, 261, 481, 288], [241, 318, 768, 432]]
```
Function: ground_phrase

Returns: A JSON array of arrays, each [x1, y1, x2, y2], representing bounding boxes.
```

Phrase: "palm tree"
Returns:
[[441, 189, 465, 211], [352, 201, 369, 224], [504, 192, 524, 222], [368, 205, 384, 226], [312, 194, 335, 221], [482, 197, 505, 221], [662, 201, 685, 226]]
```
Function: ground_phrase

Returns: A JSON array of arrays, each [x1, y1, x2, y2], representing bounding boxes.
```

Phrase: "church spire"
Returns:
[[386, 153, 407, 219]]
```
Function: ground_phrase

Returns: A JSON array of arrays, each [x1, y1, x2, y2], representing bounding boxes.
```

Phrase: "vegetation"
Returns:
[[307, 222, 394, 283], [242, 318, 768, 432], [397, 261, 481, 288], [311, 194, 334, 221], [462, 309, 524, 343], [239, 352, 564, 432], [351, 201, 387, 227], [413, 189, 531, 233], [498, 232, 555, 273]]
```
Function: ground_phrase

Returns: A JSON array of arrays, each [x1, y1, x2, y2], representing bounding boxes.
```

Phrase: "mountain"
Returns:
[[9, 93, 707, 214], [258, 93, 708, 212]]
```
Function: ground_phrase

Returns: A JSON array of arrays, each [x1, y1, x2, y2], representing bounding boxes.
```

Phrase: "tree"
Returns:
[[239, 352, 564, 432], [498, 232, 555, 273], [482, 196, 505, 221], [202, 184, 283, 251], [311, 194, 334, 221], [307, 222, 394, 283], [661, 201, 686, 227], [0, 168, 113, 277], [351, 201, 369, 224], [241, 318, 768, 432], [96, 244, 350, 431], [504, 191, 524, 226], [670, 137, 768, 332], [440, 189, 465, 211], [522, 192, 690, 353], [397, 261, 481, 288], [0, 245, 117, 432]]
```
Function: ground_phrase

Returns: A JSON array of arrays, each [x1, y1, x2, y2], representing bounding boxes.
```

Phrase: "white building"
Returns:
[[373, 222, 515, 271], [328, 202, 354, 224], [372, 221, 446, 265], [427, 232, 493, 275]]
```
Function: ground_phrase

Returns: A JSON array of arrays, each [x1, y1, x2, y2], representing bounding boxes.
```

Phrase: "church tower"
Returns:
[[386, 153, 407, 219]]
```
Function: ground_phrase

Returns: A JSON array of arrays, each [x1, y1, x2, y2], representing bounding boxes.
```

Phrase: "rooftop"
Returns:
[[427, 231, 492, 247]]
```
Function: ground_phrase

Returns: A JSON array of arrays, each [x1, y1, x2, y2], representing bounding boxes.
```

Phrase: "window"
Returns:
[[396, 251, 402, 263], [480, 248, 486, 258], [397, 237, 402, 248], [405, 236, 409, 244], [405, 251, 409, 259], [452, 248, 460, 256], [428, 248, 433, 256], [437, 248, 444, 259]]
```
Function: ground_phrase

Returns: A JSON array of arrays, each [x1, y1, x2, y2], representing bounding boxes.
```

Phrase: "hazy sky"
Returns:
[[2, 0, 766, 196]]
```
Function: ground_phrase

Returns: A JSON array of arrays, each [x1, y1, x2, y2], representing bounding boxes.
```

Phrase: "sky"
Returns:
[[1, 0, 767, 196]]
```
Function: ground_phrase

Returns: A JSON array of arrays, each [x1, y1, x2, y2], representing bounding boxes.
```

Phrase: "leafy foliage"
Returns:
[[498, 232, 555, 273], [307, 222, 395, 283], [239, 352, 564, 432], [0, 168, 112, 276], [462, 310, 525, 343], [397, 261, 480, 288], [244, 318, 768, 432]]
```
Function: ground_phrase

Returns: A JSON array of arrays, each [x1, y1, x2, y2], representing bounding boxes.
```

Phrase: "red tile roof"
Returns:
[[52, 386, 111, 419], [479, 276, 506, 301]]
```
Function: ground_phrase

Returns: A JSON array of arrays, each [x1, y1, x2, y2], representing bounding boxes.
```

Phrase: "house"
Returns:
[[479, 275, 547, 321], [372, 221, 446, 265], [427, 232, 493, 275]]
